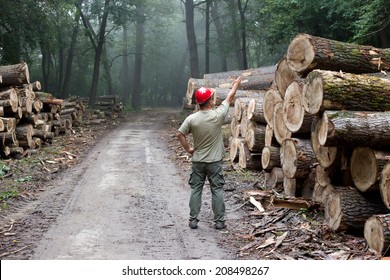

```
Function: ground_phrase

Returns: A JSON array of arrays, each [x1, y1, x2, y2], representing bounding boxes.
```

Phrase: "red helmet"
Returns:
[[195, 87, 213, 104]]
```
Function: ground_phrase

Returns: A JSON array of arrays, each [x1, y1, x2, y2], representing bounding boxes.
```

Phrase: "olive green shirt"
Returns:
[[178, 100, 229, 163]]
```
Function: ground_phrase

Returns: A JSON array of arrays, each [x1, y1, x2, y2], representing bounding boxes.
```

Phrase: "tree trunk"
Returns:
[[281, 138, 317, 179], [88, 0, 111, 106], [0, 62, 30, 87], [303, 70, 390, 115], [184, 0, 200, 78], [132, 4, 145, 110], [214, 89, 265, 107], [317, 110, 390, 148], [237, 0, 248, 70], [350, 147, 390, 193], [286, 33, 390, 76], [233, 97, 251, 121], [364, 214, 390, 256], [122, 25, 131, 105], [210, 0, 227, 72], [325, 186, 389, 233]]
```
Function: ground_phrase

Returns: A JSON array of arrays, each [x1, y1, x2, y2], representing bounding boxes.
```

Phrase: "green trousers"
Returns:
[[188, 161, 226, 223]]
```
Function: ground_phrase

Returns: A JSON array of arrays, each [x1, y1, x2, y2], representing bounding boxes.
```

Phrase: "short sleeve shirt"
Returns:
[[178, 100, 229, 162]]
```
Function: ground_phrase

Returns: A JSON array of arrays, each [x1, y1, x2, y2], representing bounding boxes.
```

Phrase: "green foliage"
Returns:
[[0, 163, 11, 177]]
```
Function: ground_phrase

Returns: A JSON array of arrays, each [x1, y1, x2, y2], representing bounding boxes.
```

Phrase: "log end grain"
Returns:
[[281, 138, 297, 179], [263, 88, 283, 129], [311, 117, 338, 168], [283, 81, 305, 133], [350, 147, 377, 192], [364, 216, 385, 254], [324, 190, 343, 231], [286, 33, 315, 73], [303, 70, 323, 114], [273, 102, 292, 145], [380, 163, 390, 210], [275, 56, 299, 97]]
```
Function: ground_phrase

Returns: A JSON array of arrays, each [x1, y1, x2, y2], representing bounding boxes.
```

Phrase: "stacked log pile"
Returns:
[[267, 33, 390, 256], [183, 33, 390, 256], [0, 62, 85, 159]]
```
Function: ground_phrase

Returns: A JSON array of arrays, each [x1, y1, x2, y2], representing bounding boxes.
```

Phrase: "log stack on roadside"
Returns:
[[271, 33, 390, 256], [0, 62, 85, 159], [182, 33, 390, 256]]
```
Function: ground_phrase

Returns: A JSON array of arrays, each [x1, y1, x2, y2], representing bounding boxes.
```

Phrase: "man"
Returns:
[[177, 76, 242, 230]]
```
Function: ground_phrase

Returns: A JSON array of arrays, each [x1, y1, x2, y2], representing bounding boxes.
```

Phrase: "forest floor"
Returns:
[[0, 108, 382, 260]]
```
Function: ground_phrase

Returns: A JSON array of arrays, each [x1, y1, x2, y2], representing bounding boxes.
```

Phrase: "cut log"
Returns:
[[0, 62, 30, 86], [303, 70, 390, 114], [240, 110, 249, 138], [245, 123, 266, 152], [238, 141, 262, 170], [234, 97, 251, 121], [286, 33, 390, 76], [247, 96, 266, 124], [274, 56, 300, 97], [273, 102, 291, 145], [311, 116, 338, 168], [204, 65, 276, 80], [350, 147, 390, 192], [0, 117, 16, 132], [283, 177, 296, 197], [265, 167, 284, 190], [0, 132, 17, 146], [263, 88, 283, 129], [261, 146, 281, 171], [317, 110, 390, 148], [214, 88, 265, 107], [281, 138, 317, 179], [0, 119, 4, 132], [282, 80, 308, 133], [229, 137, 241, 163], [31, 81, 42, 91], [15, 123, 33, 148], [0, 88, 18, 113], [312, 183, 334, 204], [364, 214, 390, 256], [264, 124, 278, 147], [379, 163, 390, 210], [325, 186, 389, 233]]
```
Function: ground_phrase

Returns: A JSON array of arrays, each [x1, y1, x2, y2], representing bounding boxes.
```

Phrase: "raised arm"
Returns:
[[225, 76, 242, 105]]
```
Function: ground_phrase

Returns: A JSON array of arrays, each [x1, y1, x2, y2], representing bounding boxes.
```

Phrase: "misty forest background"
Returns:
[[0, 0, 389, 110]]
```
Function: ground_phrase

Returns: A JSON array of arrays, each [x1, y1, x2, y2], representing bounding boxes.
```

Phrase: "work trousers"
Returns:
[[188, 161, 225, 223]]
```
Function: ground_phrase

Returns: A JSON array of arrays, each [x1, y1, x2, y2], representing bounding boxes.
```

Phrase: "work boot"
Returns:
[[215, 221, 226, 230], [189, 219, 198, 229]]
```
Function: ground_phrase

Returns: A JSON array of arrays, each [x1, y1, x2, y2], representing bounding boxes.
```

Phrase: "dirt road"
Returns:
[[24, 109, 235, 259]]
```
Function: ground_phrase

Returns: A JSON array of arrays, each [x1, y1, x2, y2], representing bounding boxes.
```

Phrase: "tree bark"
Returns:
[[265, 167, 284, 191], [364, 214, 390, 256], [184, 0, 200, 78], [286, 33, 390, 76], [303, 70, 390, 115], [0, 62, 30, 87], [281, 138, 317, 179], [325, 186, 389, 233], [317, 110, 390, 148]]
